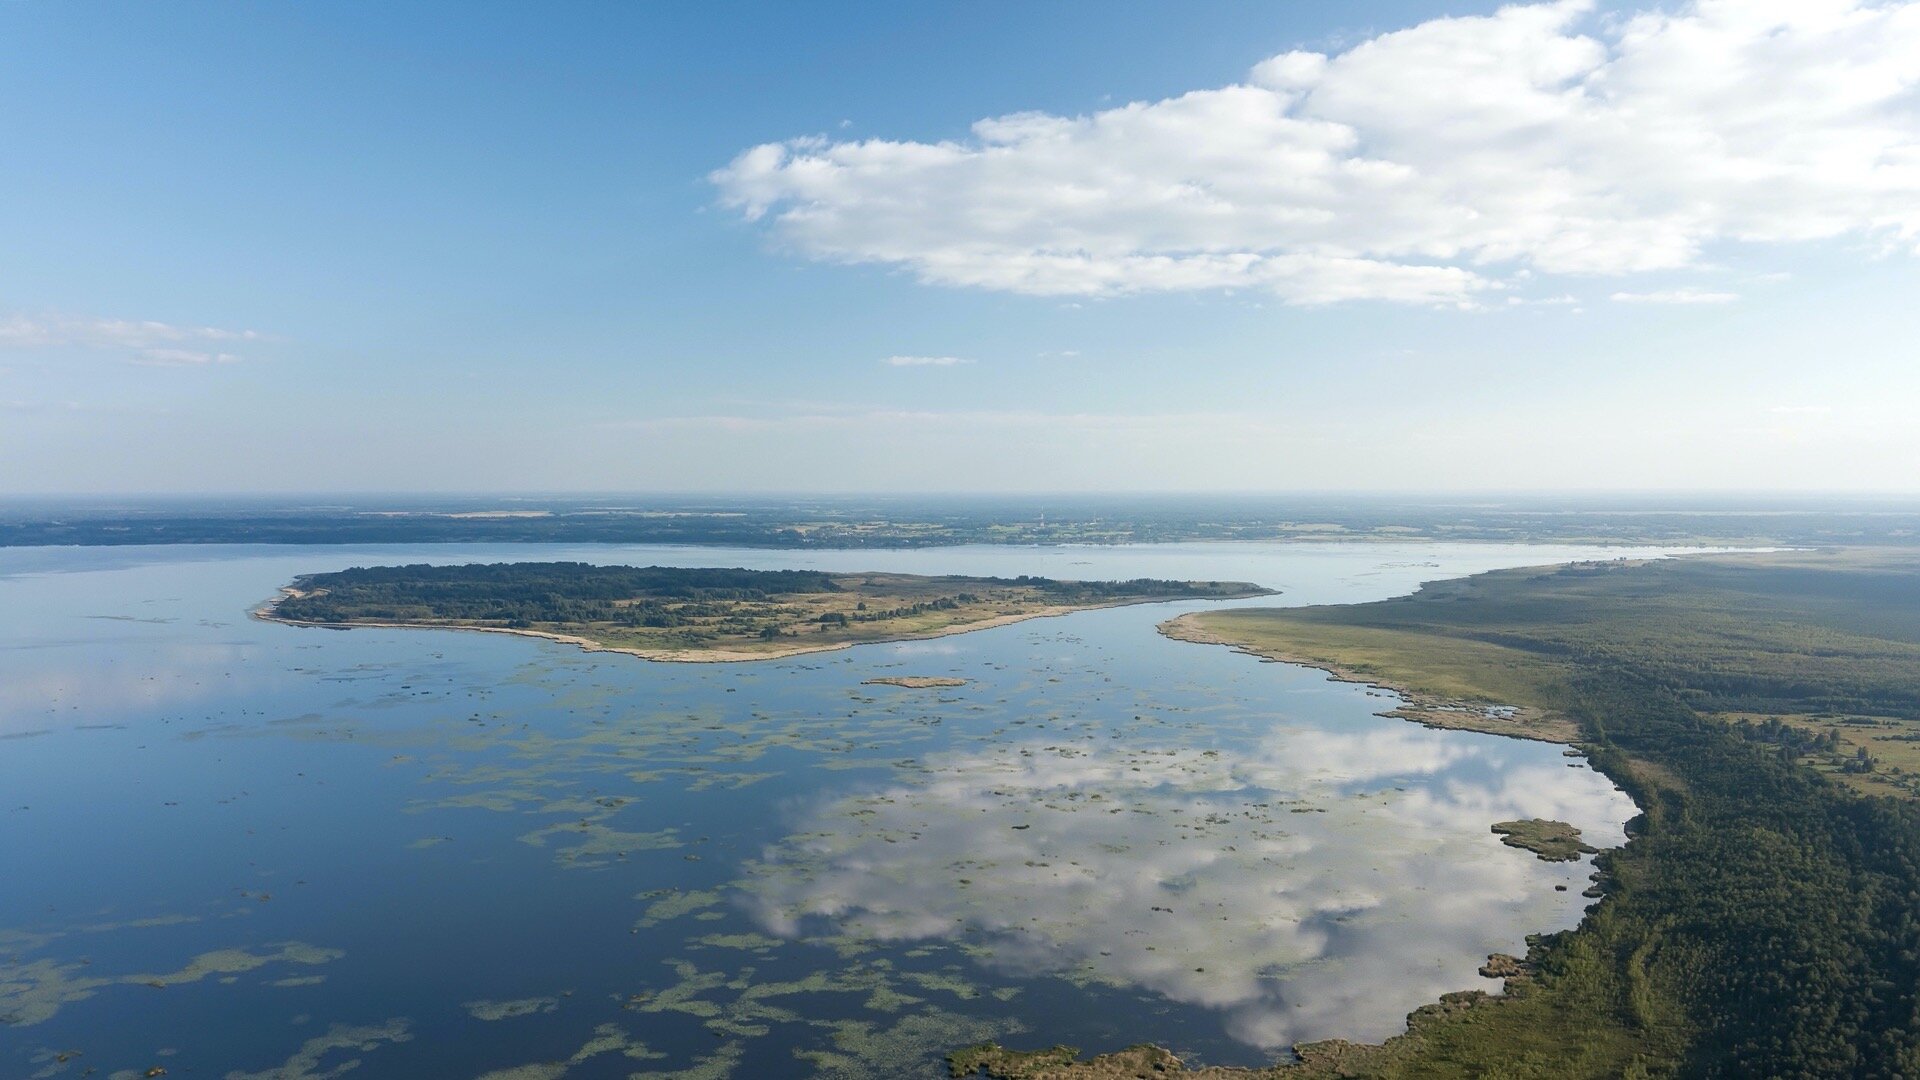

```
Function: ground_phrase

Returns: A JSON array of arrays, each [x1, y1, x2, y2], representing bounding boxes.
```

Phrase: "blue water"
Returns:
[[0, 543, 1661, 1079]]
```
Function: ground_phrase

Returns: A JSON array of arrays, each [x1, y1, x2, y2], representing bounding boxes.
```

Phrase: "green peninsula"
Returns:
[[261, 561, 1269, 661], [954, 550, 1920, 1078]]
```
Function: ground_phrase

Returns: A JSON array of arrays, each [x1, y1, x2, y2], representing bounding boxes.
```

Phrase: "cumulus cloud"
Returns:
[[0, 313, 261, 365], [882, 354, 974, 366], [713, 0, 1920, 304], [1609, 288, 1741, 303]]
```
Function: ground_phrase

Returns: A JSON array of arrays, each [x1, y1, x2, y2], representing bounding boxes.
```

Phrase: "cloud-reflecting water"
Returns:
[[746, 724, 1632, 1048]]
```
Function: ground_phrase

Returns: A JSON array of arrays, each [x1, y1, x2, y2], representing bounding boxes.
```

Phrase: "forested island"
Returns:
[[954, 550, 1920, 1077], [261, 561, 1269, 661]]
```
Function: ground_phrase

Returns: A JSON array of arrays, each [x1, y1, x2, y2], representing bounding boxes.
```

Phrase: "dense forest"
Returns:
[[272, 563, 842, 628]]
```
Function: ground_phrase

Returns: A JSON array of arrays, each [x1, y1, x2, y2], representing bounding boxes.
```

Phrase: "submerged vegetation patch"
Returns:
[[0, 943, 344, 1027], [223, 1018, 412, 1080], [465, 996, 561, 1021]]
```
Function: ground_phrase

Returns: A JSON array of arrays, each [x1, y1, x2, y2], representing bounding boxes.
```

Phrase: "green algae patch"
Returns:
[[942, 1042, 1288, 1079], [475, 1066, 566, 1080], [901, 969, 984, 1001], [473, 1022, 664, 1080], [810, 1008, 1026, 1079], [629, 1040, 745, 1080], [0, 942, 345, 1026], [225, 1018, 413, 1080], [631, 961, 730, 1020], [1491, 819, 1598, 862], [693, 932, 783, 952], [270, 975, 328, 988], [637, 888, 726, 927], [465, 996, 561, 1021], [517, 821, 682, 868], [861, 984, 925, 1013]]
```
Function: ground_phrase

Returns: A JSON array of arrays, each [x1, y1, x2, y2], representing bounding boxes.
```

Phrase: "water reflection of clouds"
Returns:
[[0, 641, 259, 735], [885, 640, 966, 657], [745, 727, 1633, 1049]]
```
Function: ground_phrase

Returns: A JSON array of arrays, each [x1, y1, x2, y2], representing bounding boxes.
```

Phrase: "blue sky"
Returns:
[[3, 0, 1917, 494]]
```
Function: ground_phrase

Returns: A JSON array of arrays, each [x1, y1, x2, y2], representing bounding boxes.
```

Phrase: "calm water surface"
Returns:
[[0, 543, 1665, 1079]]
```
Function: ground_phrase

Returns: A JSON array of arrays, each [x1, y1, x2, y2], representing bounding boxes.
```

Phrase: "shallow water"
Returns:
[[0, 542, 1660, 1079]]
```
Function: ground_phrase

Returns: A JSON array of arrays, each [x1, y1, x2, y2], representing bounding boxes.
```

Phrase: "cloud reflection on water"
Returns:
[[745, 724, 1634, 1049]]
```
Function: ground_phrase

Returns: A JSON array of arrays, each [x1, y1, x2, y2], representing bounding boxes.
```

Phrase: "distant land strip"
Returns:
[[10, 498, 1920, 548]]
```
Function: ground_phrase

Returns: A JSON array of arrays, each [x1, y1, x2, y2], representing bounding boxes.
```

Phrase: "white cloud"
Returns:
[[1608, 288, 1741, 303], [713, 0, 1920, 304], [605, 407, 1256, 437], [0, 313, 261, 364], [131, 348, 243, 367], [882, 354, 974, 366]]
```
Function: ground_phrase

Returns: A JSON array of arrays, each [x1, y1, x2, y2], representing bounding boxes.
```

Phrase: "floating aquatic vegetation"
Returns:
[[627, 1040, 744, 1080], [800, 1007, 1026, 1079], [630, 960, 729, 1020], [464, 996, 560, 1021], [693, 932, 784, 953], [472, 1023, 665, 1080], [636, 888, 727, 927], [0, 943, 344, 1027], [516, 821, 683, 868], [898, 968, 985, 1001], [223, 1018, 411, 1080]]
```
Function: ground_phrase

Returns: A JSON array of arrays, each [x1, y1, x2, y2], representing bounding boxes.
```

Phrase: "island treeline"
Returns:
[[273, 562, 1246, 629], [273, 563, 842, 628]]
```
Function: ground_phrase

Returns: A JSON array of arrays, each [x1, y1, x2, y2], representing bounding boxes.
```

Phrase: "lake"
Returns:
[[0, 542, 1660, 1079]]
